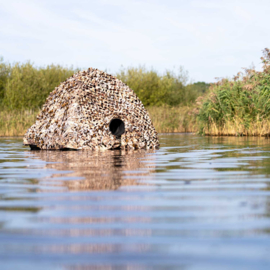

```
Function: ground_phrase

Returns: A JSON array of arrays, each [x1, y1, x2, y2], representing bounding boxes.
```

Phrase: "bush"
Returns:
[[116, 66, 203, 106], [1, 61, 76, 110]]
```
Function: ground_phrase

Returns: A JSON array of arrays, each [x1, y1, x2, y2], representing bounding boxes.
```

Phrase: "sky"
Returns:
[[0, 0, 270, 83]]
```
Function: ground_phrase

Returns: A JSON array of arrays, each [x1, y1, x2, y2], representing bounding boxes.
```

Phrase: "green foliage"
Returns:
[[147, 105, 197, 133], [1, 62, 76, 110], [190, 81, 210, 94], [0, 59, 209, 110], [0, 57, 10, 101], [198, 48, 270, 134], [116, 66, 205, 106]]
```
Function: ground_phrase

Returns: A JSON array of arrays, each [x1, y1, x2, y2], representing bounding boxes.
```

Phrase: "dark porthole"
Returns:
[[109, 119, 125, 136], [29, 145, 41, 150]]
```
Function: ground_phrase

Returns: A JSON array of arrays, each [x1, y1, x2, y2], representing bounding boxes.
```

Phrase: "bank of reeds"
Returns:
[[147, 106, 197, 133], [0, 109, 39, 136], [198, 48, 270, 136]]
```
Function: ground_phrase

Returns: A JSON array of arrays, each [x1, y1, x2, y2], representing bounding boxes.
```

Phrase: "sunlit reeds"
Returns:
[[198, 48, 270, 136], [147, 105, 197, 133], [0, 109, 39, 136]]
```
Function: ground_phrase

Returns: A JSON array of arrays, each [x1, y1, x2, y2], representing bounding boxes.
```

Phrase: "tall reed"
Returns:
[[0, 109, 39, 136], [147, 106, 197, 133], [198, 48, 270, 136]]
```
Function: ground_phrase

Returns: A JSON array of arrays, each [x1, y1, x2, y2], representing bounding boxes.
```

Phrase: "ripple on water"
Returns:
[[0, 134, 270, 270]]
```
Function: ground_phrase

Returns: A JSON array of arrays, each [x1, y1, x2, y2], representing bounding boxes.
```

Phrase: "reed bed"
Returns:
[[201, 118, 270, 137], [198, 48, 270, 136], [0, 109, 39, 136], [147, 106, 197, 133]]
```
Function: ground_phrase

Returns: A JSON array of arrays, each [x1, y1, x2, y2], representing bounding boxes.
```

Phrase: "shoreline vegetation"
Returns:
[[1, 48, 270, 137], [198, 48, 270, 136]]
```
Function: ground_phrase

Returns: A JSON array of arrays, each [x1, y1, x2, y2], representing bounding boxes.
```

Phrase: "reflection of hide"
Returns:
[[33, 150, 156, 191]]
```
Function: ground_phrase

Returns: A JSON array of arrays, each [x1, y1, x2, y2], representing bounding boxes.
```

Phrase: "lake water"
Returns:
[[1, 134, 270, 270]]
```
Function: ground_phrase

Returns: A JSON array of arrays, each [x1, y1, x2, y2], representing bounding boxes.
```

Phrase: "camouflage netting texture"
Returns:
[[23, 68, 159, 150]]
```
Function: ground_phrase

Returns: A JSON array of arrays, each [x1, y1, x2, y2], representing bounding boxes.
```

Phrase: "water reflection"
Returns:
[[32, 149, 156, 191], [1, 136, 270, 269]]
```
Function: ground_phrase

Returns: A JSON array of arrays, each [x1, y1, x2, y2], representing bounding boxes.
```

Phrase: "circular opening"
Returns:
[[109, 118, 125, 136]]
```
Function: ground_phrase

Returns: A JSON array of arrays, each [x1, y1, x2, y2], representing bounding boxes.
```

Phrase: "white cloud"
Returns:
[[0, 0, 270, 82]]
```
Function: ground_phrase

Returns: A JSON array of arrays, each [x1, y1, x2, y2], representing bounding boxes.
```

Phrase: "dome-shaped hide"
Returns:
[[23, 68, 159, 150]]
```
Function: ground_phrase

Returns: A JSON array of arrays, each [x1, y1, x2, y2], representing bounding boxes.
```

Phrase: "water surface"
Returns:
[[1, 134, 270, 269]]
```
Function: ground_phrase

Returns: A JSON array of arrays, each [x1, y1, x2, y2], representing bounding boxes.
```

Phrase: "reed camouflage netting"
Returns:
[[23, 68, 159, 150]]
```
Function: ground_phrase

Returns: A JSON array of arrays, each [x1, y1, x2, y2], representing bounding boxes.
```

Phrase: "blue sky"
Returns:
[[0, 0, 269, 82]]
